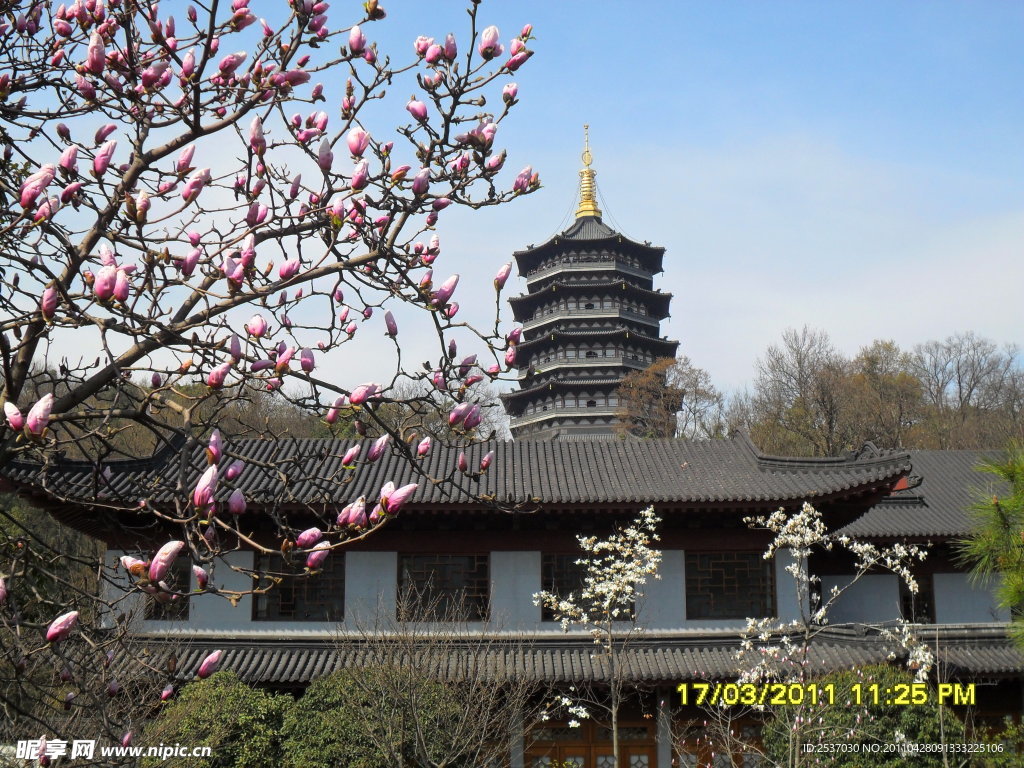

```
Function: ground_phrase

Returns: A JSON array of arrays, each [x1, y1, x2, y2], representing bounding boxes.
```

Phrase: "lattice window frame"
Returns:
[[685, 551, 776, 620], [252, 552, 346, 622], [398, 553, 490, 622]]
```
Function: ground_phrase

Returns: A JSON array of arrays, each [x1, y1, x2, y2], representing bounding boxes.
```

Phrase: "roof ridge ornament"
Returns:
[[575, 124, 602, 220]]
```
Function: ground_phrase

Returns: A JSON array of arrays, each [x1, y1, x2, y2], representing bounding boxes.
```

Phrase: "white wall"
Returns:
[[820, 574, 901, 624]]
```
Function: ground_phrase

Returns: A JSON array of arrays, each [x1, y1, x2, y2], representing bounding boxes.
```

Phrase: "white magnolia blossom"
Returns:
[[739, 502, 933, 687]]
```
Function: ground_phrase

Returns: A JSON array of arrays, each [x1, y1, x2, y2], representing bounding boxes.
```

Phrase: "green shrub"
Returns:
[[141, 672, 288, 768], [761, 664, 966, 768]]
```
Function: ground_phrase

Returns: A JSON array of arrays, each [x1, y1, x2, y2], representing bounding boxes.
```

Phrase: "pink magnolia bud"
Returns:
[[431, 370, 447, 391], [92, 140, 116, 176], [350, 160, 368, 191], [457, 452, 469, 473], [317, 137, 334, 170], [41, 285, 58, 320], [59, 145, 78, 174], [4, 402, 24, 431], [229, 335, 242, 361], [61, 182, 83, 204], [176, 144, 195, 175], [384, 311, 397, 337], [445, 303, 459, 319], [505, 346, 517, 368], [444, 33, 457, 60], [193, 565, 208, 590], [245, 314, 268, 337], [432, 197, 451, 211], [348, 24, 366, 53], [86, 30, 105, 73], [406, 98, 427, 123], [494, 262, 512, 290], [411, 167, 429, 195], [181, 49, 196, 80], [249, 116, 265, 155], [113, 269, 130, 302], [414, 36, 433, 56], [431, 274, 459, 306], [95, 123, 116, 144], [341, 444, 361, 466], [391, 165, 411, 183], [193, 465, 218, 511], [25, 394, 54, 437], [197, 650, 222, 679], [225, 460, 244, 481], [227, 489, 246, 515], [425, 43, 443, 64], [46, 611, 79, 643], [299, 348, 315, 372], [478, 25, 503, 60], [464, 405, 483, 431], [449, 401, 471, 427], [480, 451, 494, 472], [207, 361, 231, 389], [149, 540, 185, 583], [349, 383, 379, 405], [161, 685, 175, 701], [182, 168, 211, 202], [279, 258, 300, 280], [121, 733, 133, 748], [346, 126, 370, 157], [367, 433, 390, 462], [306, 541, 330, 570], [507, 327, 523, 345], [206, 429, 223, 465], [296, 527, 323, 548], [485, 151, 507, 173], [502, 82, 518, 104]]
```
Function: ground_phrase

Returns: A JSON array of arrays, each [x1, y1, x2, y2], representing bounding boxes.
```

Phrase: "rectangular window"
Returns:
[[144, 558, 191, 621], [541, 554, 586, 622], [685, 552, 775, 620], [253, 553, 345, 621], [398, 554, 489, 621]]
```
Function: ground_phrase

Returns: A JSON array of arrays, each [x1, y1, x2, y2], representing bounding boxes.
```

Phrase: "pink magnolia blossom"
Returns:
[[317, 138, 333, 170], [348, 24, 366, 53], [59, 145, 78, 174], [505, 346, 517, 367], [449, 402, 471, 427], [463, 404, 483, 430], [444, 33, 458, 60], [478, 26, 503, 60], [86, 30, 105, 73], [19, 165, 56, 209], [148, 540, 185, 583], [197, 650, 223, 678], [417, 436, 432, 456], [193, 565, 209, 590], [457, 452, 469, 473], [431, 274, 459, 306], [207, 361, 232, 389], [25, 394, 54, 437], [513, 165, 533, 193], [279, 258, 301, 280], [192, 465, 218, 510], [382, 483, 417, 514], [245, 314, 268, 337], [161, 685, 175, 701], [411, 167, 430, 195], [349, 382, 379, 406], [507, 327, 523, 345], [95, 123, 116, 144], [384, 311, 397, 337], [113, 269, 130, 302], [225, 460, 244, 481], [4, 402, 24, 431], [182, 168, 211, 202], [346, 126, 370, 157], [299, 348, 315, 372], [350, 160, 369, 191], [414, 36, 433, 56], [425, 43, 443, 64], [46, 611, 79, 643], [218, 51, 247, 75], [503, 83, 518, 103], [406, 98, 427, 122], [176, 145, 195, 174], [504, 51, 532, 71], [480, 451, 495, 472], [306, 541, 330, 570]]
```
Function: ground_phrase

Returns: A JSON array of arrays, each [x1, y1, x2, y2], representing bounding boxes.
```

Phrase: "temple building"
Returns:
[[502, 130, 679, 439]]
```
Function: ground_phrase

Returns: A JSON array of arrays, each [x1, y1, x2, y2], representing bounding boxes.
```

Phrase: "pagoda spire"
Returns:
[[574, 124, 602, 220]]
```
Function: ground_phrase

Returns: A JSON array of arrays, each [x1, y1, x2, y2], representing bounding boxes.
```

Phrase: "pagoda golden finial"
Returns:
[[575, 124, 601, 219]]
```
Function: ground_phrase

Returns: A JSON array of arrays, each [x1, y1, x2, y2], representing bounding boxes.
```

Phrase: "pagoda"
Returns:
[[502, 129, 679, 439]]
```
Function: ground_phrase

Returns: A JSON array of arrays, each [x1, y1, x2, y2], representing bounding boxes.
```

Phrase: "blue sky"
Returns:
[[349, 0, 1023, 393]]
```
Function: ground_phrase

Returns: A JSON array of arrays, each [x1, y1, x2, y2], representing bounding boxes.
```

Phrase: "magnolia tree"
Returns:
[[535, 506, 663, 767], [678, 502, 936, 767], [0, 0, 536, 749]]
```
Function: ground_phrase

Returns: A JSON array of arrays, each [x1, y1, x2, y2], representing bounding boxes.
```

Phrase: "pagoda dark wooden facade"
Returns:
[[502, 144, 679, 439]]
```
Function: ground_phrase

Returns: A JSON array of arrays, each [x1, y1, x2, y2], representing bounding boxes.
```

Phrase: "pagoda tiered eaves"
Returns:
[[502, 211, 679, 439]]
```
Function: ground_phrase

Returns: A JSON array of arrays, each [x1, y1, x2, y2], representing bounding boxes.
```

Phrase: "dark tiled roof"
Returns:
[[4, 435, 910, 526], [559, 215, 620, 241], [509, 282, 673, 310], [517, 328, 678, 353], [129, 625, 1024, 685], [840, 450, 1006, 538]]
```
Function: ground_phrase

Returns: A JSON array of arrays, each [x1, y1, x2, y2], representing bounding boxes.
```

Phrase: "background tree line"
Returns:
[[616, 327, 1023, 455]]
